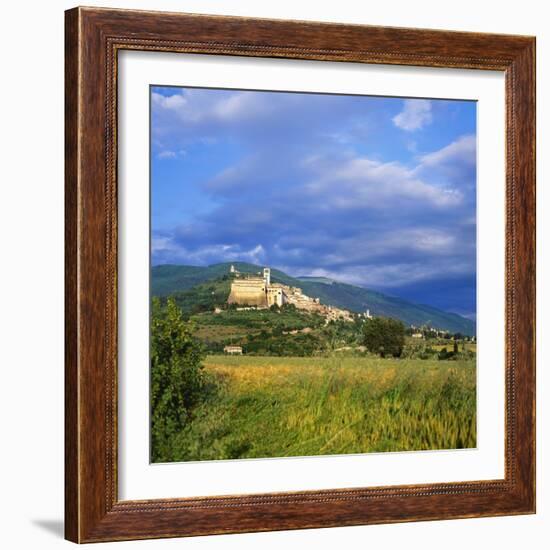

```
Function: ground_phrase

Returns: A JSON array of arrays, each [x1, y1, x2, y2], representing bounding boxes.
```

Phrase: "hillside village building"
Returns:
[[223, 345, 243, 355], [227, 265, 354, 322]]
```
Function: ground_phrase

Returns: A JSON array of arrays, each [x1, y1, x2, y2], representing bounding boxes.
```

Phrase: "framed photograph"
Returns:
[[65, 7, 535, 543]]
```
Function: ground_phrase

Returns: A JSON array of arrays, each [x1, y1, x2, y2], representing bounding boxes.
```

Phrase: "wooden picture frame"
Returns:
[[65, 6, 536, 543]]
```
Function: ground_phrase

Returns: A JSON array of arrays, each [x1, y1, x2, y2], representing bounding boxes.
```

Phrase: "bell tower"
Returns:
[[263, 267, 271, 286]]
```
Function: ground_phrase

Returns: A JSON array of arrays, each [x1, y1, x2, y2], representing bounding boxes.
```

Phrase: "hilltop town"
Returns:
[[227, 265, 362, 323], [152, 262, 476, 336], [151, 263, 476, 359]]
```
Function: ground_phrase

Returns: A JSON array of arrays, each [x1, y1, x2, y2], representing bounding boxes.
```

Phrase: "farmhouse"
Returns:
[[227, 265, 354, 322], [223, 345, 243, 355]]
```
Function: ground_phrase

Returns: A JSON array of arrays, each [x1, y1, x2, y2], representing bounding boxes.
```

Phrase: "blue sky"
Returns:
[[151, 86, 477, 319]]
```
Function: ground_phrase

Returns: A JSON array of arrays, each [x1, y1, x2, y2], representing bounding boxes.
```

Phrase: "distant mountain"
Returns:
[[297, 276, 337, 284], [152, 262, 475, 336]]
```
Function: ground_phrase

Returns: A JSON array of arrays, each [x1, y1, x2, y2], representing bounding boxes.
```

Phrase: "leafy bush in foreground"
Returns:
[[151, 297, 216, 462]]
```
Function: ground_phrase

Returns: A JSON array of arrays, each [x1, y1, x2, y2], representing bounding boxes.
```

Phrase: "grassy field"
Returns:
[[429, 342, 477, 352], [193, 324, 257, 342], [162, 354, 476, 462]]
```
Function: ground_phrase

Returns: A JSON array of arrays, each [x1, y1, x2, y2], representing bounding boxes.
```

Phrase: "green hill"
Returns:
[[298, 280, 474, 336], [152, 262, 475, 336]]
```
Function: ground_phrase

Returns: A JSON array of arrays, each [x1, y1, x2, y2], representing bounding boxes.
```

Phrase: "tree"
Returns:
[[151, 297, 208, 461], [363, 317, 405, 358]]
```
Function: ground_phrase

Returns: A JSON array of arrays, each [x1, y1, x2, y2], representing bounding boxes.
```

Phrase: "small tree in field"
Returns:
[[363, 317, 406, 358], [151, 297, 207, 461]]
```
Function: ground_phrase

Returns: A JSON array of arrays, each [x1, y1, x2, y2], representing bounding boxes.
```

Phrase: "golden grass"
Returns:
[[165, 355, 476, 462]]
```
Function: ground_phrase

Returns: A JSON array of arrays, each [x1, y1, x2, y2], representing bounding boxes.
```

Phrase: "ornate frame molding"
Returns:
[[65, 7, 535, 542]]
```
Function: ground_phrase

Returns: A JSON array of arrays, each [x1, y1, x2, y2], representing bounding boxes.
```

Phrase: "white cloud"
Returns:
[[273, 227, 463, 275], [419, 134, 476, 167], [151, 235, 173, 254], [353, 228, 457, 256], [404, 228, 456, 252], [156, 149, 187, 160], [205, 161, 253, 191], [153, 234, 267, 266], [152, 89, 273, 128], [151, 91, 187, 110], [290, 258, 473, 290], [305, 155, 462, 209], [213, 93, 252, 120], [157, 150, 177, 159], [392, 99, 433, 131]]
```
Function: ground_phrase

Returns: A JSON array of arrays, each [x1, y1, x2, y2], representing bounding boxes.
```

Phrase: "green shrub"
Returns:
[[363, 317, 405, 357], [151, 297, 215, 462]]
